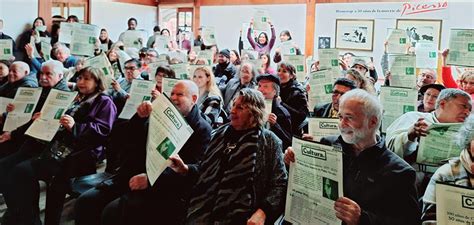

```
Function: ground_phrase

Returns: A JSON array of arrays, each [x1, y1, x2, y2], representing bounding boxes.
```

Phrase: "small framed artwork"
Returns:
[[318, 36, 331, 49], [396, 19, 443, 50], [335, 19, 375, 51]]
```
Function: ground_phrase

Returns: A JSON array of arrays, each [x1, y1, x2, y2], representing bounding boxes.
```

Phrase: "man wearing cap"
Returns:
[[351, 58, 379, 88], [314, 78, 357, 118], [213, 49, 237, 85], [418, 84, 445, 113], [257, 73, 292, 150]]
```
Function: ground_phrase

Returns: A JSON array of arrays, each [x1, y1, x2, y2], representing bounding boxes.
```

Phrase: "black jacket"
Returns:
[[0, 74, 39, 98], [213, 61, 237, 83], [321, 135, 421, 225], [280, 79, 308, 136], [270, 98, 292, 150], [313, 102, 332, 118]]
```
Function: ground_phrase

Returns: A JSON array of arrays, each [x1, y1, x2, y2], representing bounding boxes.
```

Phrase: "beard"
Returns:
[[339, 126, 367, 144]]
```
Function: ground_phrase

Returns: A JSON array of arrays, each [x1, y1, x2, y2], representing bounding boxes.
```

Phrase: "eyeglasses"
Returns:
[[124, 66, 138, 71]]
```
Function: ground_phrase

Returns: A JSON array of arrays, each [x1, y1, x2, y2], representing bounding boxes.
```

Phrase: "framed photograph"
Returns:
[[335, 19, 375, 51], [318, 36, 331, 49], [396, 19, 442, 50]]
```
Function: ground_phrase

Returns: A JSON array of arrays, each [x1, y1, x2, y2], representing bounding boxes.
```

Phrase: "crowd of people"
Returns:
[[0, 14, 473, 225]]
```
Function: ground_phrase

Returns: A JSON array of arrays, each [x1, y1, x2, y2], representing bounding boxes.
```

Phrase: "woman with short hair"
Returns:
[[170, 88, 288, 225], [1, 66, 117, 225]]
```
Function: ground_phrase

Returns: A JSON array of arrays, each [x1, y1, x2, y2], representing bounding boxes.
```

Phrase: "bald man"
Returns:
[[0, 61, 38, 98], [75, 80, 212, 225]]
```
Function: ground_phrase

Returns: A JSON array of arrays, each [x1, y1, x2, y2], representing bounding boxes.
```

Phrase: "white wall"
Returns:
[[90, 0, 157, 42], [201, 4, 306, 54], [0, 0, 39, 42], [314, 1, 474, 75]]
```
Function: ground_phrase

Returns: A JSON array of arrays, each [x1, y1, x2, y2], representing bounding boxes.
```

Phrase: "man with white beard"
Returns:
[[284, 89, 420, 225]]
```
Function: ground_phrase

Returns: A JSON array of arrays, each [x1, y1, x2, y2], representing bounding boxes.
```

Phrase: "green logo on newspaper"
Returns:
[[4, 49, 11, 54], [390, 90, 408, 97], [324, 84, 333, 94], [142, 96, 151, 101], [297, 65, 304, 72], [405, 67, 414, 75], [399, 38, 406, 44], [156, 137, 176, 160], [54, 108, 64, 119], [403, 105, 414, 113], [468, 43, 474, 52], [210, 35, 215, 39], [301, 145, 327, 160], [24, 104, 34, 113], [102, 67, 109, 75], [429, 52, 436, 58], [88, 37, 96, 44], [179, 74, 188, 79], [262, 17, 267, 22], [163, 107, 182, 129], [331, 59, 338, 66], [290, 48, 295, 54]]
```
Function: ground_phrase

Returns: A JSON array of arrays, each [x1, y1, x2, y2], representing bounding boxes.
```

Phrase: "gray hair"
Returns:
[[239, 62, 258, 84], [435, 88, 471, 109], [11, 61, 30, 75], [339, 89, 383, 130], [235, 88, 267, 127], [177, 80, 199, 98], [42, 60, 64, 78], [53, 43, 70, 56], [420, 68, 437, 79], [456, 114, 474, 150]]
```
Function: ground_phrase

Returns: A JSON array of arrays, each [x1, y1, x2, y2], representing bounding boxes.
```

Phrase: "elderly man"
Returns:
[[0, 60, 69, 157], [213, 49, 237, 86], [75, 80, 212, 225], [0, 61, 38, 98], [386, 88, 472, 159], [285, 89, 420, 225], [314, 78, 357, 118], [257, 73, 292, 150]]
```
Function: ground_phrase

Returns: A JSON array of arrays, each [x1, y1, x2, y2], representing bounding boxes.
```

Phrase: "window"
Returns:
[[177, 8, 193, 32], [52, 1, 88, 23]]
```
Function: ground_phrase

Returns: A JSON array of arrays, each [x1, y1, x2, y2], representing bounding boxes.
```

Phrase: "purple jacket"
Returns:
[[68, 93, 117, 159], [247, 26, 276, 55]]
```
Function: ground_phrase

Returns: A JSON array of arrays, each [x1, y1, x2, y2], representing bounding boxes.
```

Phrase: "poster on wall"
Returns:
[[396, 19, 442, 50], [318, 37, 331, 49], [335, 19, 374, 51]]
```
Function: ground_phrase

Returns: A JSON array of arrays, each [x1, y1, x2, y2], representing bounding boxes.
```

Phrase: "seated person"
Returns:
[[313, 78, 357, 118], [257, 73, 292, 150], [192, 66, 224, 128], [107, 58, 142, 114], [421, 114, 474, 221], [417, 84, 445, 113], [285, 89, 420, 225], [213, 49, 237, 87], [0, 61, 38, 99], [1, 67, 116, 225], [441, 49, 474, 99], [222, 62, 257, 116], [386, 88, 471, 160], [74, 80, 212, 225], [0, 60, 69, 158]]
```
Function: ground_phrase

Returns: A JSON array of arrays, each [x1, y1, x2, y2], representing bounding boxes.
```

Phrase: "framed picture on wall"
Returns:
[[335, 19, 375, 51], [396, 19, 442, 50]]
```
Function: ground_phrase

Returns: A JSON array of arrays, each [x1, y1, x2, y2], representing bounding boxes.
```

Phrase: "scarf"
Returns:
[[460, 149, 473, 174], [186, 126, 259, 224]]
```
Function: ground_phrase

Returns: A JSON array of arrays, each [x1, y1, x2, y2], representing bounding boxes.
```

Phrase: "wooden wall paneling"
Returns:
[[305, 0, 316, 57], [193, 0, 201, 34], [39, 0, 53, 30]]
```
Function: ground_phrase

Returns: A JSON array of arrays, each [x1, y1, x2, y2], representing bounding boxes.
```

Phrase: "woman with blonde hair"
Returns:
[[345, 68, 376, 94], [441, 49, 474, 99], [192, 66, 224, 127]]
